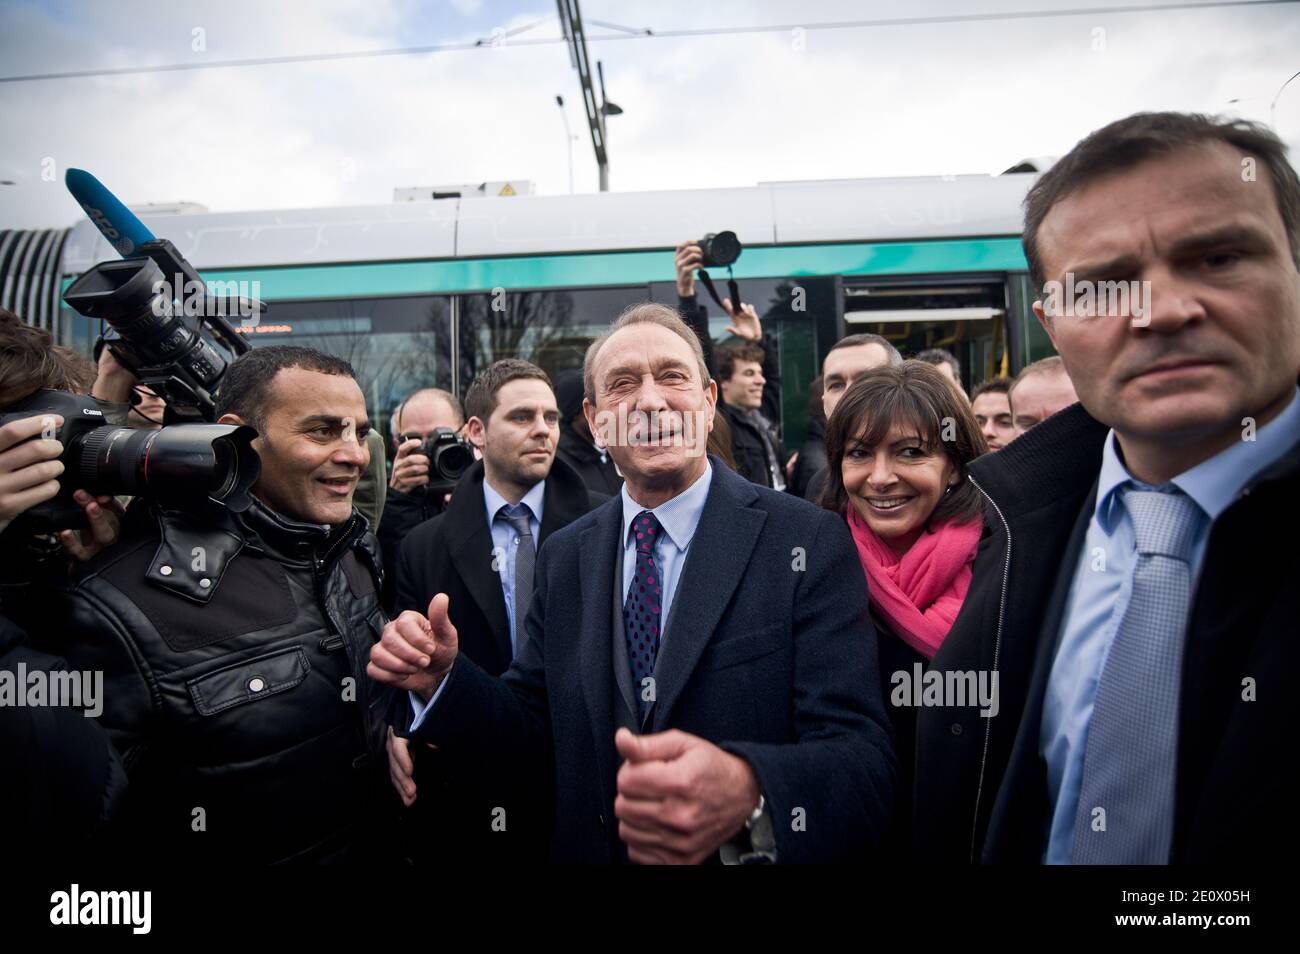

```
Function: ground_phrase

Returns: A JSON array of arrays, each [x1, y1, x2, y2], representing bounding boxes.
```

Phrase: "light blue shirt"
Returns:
[[483, 478, 545, 657], [408, 477, 545, 730], [619, 461, 713, 645], [1041, 388, 1300, 863]]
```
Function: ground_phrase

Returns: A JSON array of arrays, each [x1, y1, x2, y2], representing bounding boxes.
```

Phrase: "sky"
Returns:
[[1, 0, 1297, 230]]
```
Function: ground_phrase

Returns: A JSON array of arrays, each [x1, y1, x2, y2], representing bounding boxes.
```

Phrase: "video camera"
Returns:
[[0, 169, 265, 537]]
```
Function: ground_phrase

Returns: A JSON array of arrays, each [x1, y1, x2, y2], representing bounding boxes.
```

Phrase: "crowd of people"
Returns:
[[2, 109, 1296, 865]]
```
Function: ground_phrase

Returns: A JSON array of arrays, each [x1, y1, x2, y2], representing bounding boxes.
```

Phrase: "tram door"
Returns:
[[841, 275, 1011, 391]]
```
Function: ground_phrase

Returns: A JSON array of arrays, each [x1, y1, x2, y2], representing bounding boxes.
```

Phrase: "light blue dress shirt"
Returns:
[[619, 461, 713, 645], [1041, 388, 1300, 863], [409, 477, 545, 730], [483, 478, 545, 657]]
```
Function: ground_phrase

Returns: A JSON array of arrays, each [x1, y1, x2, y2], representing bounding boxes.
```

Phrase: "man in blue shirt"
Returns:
[[371, 303, 895, 863], [913, 111, 1300, 865]]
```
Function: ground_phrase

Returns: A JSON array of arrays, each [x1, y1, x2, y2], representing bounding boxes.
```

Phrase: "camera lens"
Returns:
[[69, 423, 260, 512], [435, 442, 474, 482]]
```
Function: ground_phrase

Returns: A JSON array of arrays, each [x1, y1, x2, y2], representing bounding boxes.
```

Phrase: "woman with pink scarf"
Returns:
[[819, 360, 988, 853]]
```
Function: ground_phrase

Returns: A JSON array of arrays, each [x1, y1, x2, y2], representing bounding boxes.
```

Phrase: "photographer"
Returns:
[[0, 312, 126, 633], [674, 239, 787, 489], [0, 310, 129, 851], [376, 387, 467, 610], [46, 345, 396, 865]]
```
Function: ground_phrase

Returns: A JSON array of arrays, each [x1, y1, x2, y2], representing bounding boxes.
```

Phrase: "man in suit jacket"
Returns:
[[386, 360, 604, 862], [913, 111, 1300, 864], [370, 303, 895, 863]]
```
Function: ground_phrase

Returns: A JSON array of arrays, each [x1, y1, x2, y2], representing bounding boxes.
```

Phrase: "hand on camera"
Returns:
[[91, 346, 139, 405], [389, 438, 430, 494], [674, 241, 702, 298], [0, 415, 64, 535], [0, 415, 124, 560]]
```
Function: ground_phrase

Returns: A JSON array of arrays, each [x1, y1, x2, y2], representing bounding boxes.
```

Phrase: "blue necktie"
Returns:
[[1071, 485, 1202, 864], [498, 503, 535, 657], [624, 511, 663, 719]]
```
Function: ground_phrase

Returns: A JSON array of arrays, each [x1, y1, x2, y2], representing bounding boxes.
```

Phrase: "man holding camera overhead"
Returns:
[[48, 344, 397, 865], [675, 238, 788, 490], [387, 359, 605, 863]]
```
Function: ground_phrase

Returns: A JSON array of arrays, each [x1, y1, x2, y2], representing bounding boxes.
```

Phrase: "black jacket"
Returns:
[[46, 498, 394, 865], [679, 294, 787, 489], [1, 612, 127, 853], [393, 456, 607, 666], [391, 456, 605, 863], [913, 403, 1300, 863], [790, 416, 827, 500], [400, 459, 896, 863], [377, 485, 446, 613], [556, 424, 623, 498]]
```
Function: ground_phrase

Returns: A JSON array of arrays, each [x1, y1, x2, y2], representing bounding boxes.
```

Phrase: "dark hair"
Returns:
[[584, 302, 710, 403], [464, 359, 552, 424], [716, 341, 765, 382], [970, 377, 1012, 401], [214, 345, 356, 432], [820, 361, 985, 528], [914, 347, 961, 378], [828, 332, 903, 367], [1023, 111, 1300, 290], [0, 307, 96, 407]]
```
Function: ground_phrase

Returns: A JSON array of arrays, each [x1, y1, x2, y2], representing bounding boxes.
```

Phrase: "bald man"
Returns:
[[1009, 357, 1079, 436], [376, 388, 466, 609]]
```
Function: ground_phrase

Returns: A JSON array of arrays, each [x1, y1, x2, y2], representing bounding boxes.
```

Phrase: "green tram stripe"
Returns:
[[190, 237, 1028, 301]]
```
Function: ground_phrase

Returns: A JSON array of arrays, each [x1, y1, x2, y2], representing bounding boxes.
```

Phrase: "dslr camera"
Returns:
[[0, 389, 259, 535], [419, 427, 476, 495], [698, 230, 742, 268]]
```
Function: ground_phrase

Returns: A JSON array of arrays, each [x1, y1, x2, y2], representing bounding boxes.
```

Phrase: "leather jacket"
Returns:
[[46, 497, 394, 865]]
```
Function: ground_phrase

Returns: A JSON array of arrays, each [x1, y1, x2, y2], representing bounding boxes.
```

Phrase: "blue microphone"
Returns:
[[65, 168, 156, 258]]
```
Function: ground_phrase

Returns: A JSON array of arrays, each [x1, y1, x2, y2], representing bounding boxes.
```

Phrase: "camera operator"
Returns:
[[675, 239, 787, 489], [46, 345, 397, 865], [0, 312, 126, 633], [376, 387, 467, 610], [91, 341, 166, 430]]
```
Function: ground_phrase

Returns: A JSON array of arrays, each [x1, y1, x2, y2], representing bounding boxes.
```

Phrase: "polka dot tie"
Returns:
[[624, 510, 664, 719]]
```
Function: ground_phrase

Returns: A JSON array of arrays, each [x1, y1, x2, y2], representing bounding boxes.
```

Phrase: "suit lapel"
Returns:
[[650, 465, 765, 731], [986, 479, 1098, 861], [579, 500, 623, 817], [445, 465, 513, 667]]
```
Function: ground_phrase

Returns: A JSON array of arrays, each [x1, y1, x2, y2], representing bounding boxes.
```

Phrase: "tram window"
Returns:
[[457, 286, 649, 384], [235, 294, 453, 434]]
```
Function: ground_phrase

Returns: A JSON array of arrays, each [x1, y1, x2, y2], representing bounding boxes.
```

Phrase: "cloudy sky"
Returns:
[[1, 0, 1297, 230]]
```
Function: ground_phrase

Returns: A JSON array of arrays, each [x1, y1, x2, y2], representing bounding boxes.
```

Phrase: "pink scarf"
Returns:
[[847, 505, 982, 661]]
